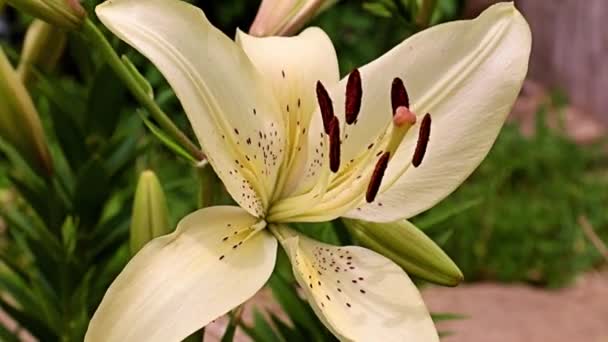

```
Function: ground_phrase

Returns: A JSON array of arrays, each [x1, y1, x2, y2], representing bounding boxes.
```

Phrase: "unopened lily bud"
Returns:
[[0, 47, 53, 176], [130, 170, 171, 255], [6, 0, 85, 30], [249, 0, 338, 37], [343, 218, 463, 286], [18, 20, 67, 85]]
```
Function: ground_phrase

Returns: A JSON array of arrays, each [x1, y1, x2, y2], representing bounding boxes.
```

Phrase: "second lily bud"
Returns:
[[0, 47, 53, 176], [343, 218, 463, 286], [6, 0, 85, 29], [130, 170, 171, 255], [18, 20, 67, 85], [249, 0, 338, 36]]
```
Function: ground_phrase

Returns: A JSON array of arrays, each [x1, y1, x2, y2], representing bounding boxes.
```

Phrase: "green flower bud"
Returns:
[[18, 20, 67, 85], [6, 0, 85, 30], [249, 0, 338, 36], [343, 218, 463, 286], [130, 170, 171, 255], [0, 47, 53, 176]]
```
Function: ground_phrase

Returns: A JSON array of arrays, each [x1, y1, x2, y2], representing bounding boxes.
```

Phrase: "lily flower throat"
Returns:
[[220, 67, 432, 223]]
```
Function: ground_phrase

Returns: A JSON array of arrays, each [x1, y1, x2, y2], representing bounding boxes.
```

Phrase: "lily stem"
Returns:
[[81, 19, 205, 161]]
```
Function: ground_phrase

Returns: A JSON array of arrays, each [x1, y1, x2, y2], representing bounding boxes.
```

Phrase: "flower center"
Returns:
[[267, 71, 432, 223]]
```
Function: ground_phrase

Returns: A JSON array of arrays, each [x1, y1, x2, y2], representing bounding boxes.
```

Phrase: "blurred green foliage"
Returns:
[[415, 103, 608, 288], [1, 0, 607, 341]]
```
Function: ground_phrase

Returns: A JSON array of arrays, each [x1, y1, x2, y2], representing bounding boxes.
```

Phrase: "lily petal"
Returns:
[[273, 225, 438, 342], [96, 0, 285, 216], [338, 3, 531, 221], [236, 28, 339, 198], [85, 206, 277, 342]]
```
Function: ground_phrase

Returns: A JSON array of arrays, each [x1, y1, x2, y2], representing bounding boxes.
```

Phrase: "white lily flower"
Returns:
[[87, 1, 530, 341]]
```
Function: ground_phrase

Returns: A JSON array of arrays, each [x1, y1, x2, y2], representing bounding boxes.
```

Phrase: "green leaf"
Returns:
[[0, 204, 63, 261], [88, 245, 129, 311], [0, 296, 57, 340], [362, 2, 394, 17], [61, 216, 78, 257], [0, 261, 42, 318], [270, 314, 307, 342], [267, 270, 326, 341], [220, 313, 238, 342], [86, 63, 128, 137], [36, 75, 89, 168], [73, 156, 112, 226], [241, 310, 283, 342], [413, 197, 482, 230], [182, 328, 204, 342], [102, 130, 142, 177], [0, 325, 20, 342], [121, 55, 153, 99], [431, 311, 468, 322], [139, 112, 197, 164]]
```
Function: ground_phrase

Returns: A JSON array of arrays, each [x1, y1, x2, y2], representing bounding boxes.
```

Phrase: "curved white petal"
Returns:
[[236, 28, 339, 198], [96, 0, 285, 216], [85, 206, 277, 342], [273, 225, 438, 342], [339, 3, 531, 221]]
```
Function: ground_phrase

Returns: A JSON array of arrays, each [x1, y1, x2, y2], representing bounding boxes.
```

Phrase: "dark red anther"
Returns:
[[316, 81, 334, 134], [366, 152, 390, 203], [328, 116, 341, 173], [345, 69, 362, 125], [412, 113, 431, 167], [391, 78, 409, 114]]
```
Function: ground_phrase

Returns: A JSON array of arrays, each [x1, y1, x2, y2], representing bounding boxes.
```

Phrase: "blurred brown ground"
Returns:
[[424, 270, 608, 342], [200, 270, 608, 342]]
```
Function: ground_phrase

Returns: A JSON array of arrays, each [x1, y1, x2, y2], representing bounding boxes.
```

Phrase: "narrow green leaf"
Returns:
[[73, 156, 111, 226], [269, 314, 307, 342], [0, 297, 57, 340], [86, 63, 128, 137], [139, 112, 197, 164], [362, 2, 393, 17], [220, 314, 237, 342], [431, 311, 468, 322], [240, 310, 283, 342], [121, 55, 153, 99], [0, 324, 20, 342], [414, 197, 482, 230], [268, 271, 326, 341]]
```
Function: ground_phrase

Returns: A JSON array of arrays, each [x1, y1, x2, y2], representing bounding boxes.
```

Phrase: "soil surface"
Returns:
[[199, 270, 608, 342], [423, 271, 608, 342]]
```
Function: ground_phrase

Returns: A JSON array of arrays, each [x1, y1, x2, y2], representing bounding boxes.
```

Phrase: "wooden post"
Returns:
[[465, 0, 608, 124]]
